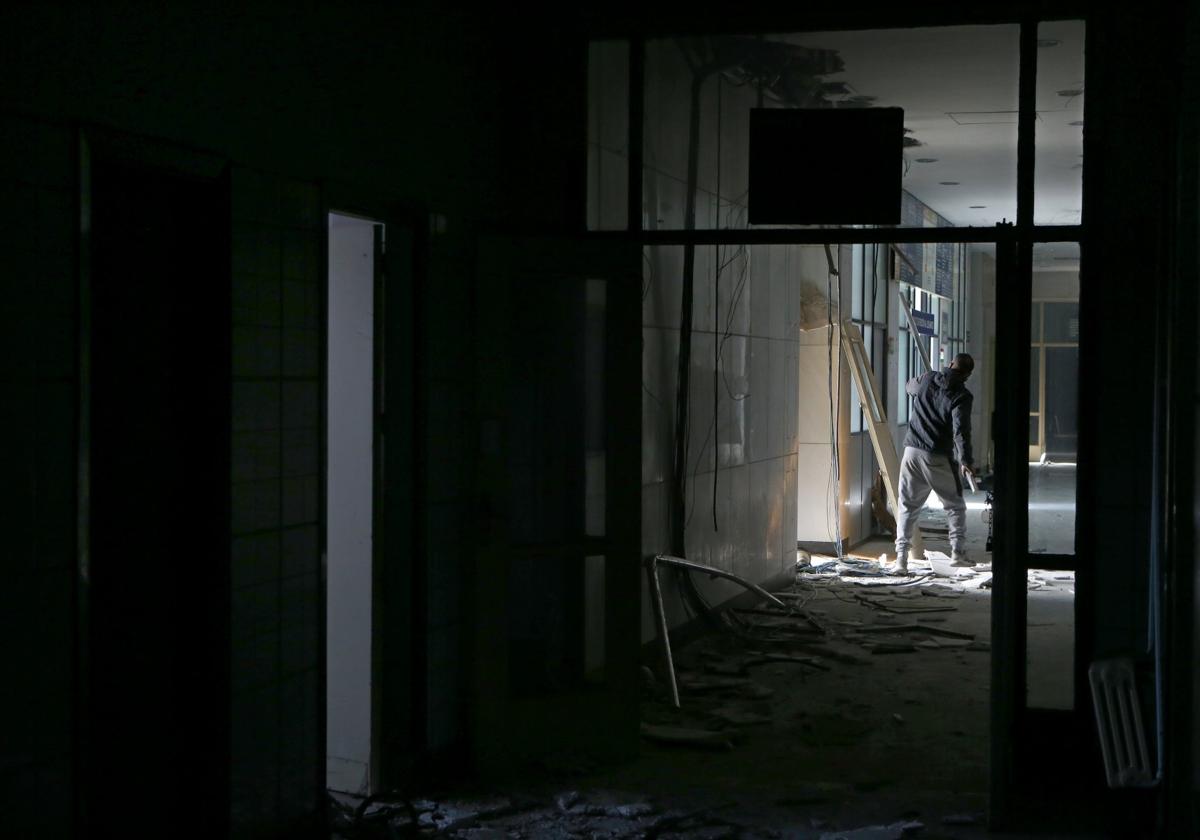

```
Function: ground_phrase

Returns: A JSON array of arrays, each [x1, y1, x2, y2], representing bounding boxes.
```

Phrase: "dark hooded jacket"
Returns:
[[904, 369, 974, 467]]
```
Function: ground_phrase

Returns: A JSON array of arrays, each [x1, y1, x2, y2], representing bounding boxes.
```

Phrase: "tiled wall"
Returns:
[[640, 240, 801, 636], [229, 167, 323, 834], [0, 114, 76, 835], [422, 230, 472, 752]]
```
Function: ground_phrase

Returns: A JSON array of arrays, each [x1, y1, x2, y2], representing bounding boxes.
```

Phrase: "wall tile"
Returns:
[[281, 380, 319, 430], [282, 328, 319, 378], [233, 582, 280, 641], [231, 168, 281, 225], [232, 480, 281, 534], [280, 180, 320, 230], [282, 427, 319, 477], [233, 272, 281, 328], [282, 229, 319, 283], [232, 532, 281, 589], [281, 525, 319, 579], [232, 223, 281, 276], [233, 381, 281, 432], [233, 326, 281, 378], [282, 475, 319, 526], [232, 430, 281, 483], [281, 278, 319, 330]]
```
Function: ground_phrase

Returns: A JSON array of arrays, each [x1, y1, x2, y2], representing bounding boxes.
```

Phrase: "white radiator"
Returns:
[[1087, 658, 1155, 788]]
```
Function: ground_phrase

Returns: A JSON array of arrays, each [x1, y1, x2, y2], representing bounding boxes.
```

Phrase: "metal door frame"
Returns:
[[583, 12, 1092, 827]]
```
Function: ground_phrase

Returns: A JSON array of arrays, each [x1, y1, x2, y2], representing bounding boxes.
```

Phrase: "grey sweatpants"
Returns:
[[895, 446, 967, 558]]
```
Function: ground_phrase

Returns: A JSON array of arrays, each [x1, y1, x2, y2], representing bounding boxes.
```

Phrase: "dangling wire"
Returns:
[[826, 251, 844, 561]]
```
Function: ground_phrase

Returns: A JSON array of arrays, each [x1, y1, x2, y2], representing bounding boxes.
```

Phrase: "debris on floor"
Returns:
[[640, 722, 737, 750], [329, 788, 784, 839], [818, 818, 924, 839]]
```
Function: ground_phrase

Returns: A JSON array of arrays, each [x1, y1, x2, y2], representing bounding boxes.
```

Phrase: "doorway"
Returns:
[[325, 212, 382, 795], [88, 160, 230, 832]]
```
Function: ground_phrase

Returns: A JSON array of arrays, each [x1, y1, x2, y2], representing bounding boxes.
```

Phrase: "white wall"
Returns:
[[326, 214, 376, 794], [972, 251, 997, 470]]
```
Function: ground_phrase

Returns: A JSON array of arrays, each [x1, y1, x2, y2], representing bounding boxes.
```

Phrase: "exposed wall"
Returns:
[[797, 248, 852, 548], [971, 251, 997, 471], [630, 42, 803, 635], [640, 241, 802, 637], [0, 4, 507, 833], [229, 166, 324, 833]]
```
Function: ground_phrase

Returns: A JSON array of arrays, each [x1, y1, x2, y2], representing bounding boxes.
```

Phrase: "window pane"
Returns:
[[1026, 571, 1075, 709], [1044, 302, 1080, 343], [584, 555, 606, 684], [1030, 243, 1079, 556], [870, 244, 887, 325], [1031, 302, 1042, 342], [585, 280, 607, 537], [1030, 348, 1040, 408], [587, 40, 630, 230], [1044, 347, 1079, 457], [643, 25, 1019, 230], [850, 244, 864, 320], [1034, 20, 1085, 226]]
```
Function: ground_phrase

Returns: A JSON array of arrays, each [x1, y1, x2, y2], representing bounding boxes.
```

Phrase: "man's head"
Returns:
[[948, 353, 975, 381]]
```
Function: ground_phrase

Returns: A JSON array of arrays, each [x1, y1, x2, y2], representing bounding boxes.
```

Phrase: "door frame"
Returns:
[[470, 234, 643, 773], [582, 11, 1093, 829], [320, 185, 430, 795], [76, 126, 233, 836]]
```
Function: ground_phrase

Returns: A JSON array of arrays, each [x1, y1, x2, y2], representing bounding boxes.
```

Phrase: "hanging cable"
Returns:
[[713, 75, 722, 532], [827, 252, 845, 560]]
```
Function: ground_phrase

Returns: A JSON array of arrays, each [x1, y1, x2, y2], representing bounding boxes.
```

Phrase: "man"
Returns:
[[893, 353, 978, 573]]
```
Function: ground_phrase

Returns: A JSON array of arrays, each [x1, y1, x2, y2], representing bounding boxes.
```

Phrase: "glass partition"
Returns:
[[1034, 20, 1085, 226], [643, 25, 1019, 232]]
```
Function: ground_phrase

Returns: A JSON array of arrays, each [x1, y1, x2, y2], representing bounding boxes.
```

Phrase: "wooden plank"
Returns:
[[839, 321, 924, 558]]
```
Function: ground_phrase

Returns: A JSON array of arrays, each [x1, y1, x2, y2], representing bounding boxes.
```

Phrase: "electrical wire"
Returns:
[[826, 251, 845, 561], [642, 248, 654, 302], [713, 75, 722, 532]]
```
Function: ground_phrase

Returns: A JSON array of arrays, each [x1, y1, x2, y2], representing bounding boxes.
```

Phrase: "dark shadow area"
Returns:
[[88, 162, 229, 832]]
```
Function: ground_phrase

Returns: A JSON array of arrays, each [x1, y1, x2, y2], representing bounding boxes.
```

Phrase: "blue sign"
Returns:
[[911, 309, 935, 337]]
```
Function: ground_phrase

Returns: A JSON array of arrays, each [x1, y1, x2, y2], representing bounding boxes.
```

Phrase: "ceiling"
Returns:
[[779, 22, 1085, 269]]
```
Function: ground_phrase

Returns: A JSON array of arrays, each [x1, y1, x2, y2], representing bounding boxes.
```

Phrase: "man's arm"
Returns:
[[952, 392, 975, 467], [905, 372, 927, 396]]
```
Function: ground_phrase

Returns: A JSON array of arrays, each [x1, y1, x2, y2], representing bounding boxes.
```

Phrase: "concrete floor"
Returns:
[[328, 468, 1083, 838], [329, 564, 1085, 838], [1028, 463, 1078, 556]]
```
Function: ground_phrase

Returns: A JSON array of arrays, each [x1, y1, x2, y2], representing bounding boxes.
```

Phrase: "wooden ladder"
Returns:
[[839, 319, 924, 559]]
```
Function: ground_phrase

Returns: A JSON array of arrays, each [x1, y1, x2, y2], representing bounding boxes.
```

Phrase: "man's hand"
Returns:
[[961, 463, 978, 492]]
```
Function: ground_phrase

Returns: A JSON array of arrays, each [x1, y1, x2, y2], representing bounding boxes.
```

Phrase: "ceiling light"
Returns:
[[1057, 89, 1084, 97], [939, 181, 960, 186], [915, 157, 938, 163]]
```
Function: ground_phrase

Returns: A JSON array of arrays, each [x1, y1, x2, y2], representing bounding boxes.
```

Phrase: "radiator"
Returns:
[[1088, 658, 1155, 788]]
